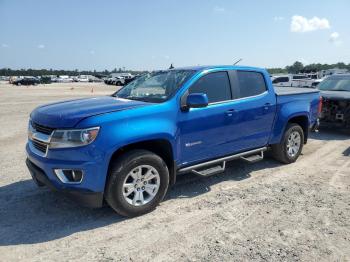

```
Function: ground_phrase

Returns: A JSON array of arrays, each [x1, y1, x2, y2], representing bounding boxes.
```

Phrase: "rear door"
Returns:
[[225, 70, 276, 151]]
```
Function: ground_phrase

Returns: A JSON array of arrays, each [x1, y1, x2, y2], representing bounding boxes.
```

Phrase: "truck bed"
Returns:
[[274, 86, 319, 96]]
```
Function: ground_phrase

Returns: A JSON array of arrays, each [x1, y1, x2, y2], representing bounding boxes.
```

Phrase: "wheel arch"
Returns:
[[107, 139, 177, 189], [286, 114, 309, 144]]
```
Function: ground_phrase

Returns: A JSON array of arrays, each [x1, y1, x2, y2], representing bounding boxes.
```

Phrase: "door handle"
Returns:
[[264, 103, 271, 110], [225, 109, 236, 117]]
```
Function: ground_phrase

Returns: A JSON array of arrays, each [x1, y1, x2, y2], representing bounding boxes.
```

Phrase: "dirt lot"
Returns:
[[0, 82, 349, 261]]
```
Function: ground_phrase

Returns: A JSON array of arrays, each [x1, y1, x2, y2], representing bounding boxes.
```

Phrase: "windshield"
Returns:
[[113, 70, 195, 103], [318, 76, 350, 92]]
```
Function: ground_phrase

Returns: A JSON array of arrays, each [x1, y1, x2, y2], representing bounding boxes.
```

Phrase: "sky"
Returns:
[[0, 0, 349, 71]]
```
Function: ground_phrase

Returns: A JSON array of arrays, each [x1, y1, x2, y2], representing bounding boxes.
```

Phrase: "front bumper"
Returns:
[[26, 142, 108, 208], [26, 158, 103, 208]]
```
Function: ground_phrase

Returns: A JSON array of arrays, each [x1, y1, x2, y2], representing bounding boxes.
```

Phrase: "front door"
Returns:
[[178, 71, 235, 165]]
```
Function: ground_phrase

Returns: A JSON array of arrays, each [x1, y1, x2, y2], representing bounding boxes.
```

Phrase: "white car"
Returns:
[[56, 75, 74, 83], [75, 75, 90, 82], [271, 74, 315, 88]]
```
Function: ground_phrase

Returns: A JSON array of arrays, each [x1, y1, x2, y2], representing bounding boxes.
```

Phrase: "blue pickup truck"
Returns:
[[26, 65, 320, 217]]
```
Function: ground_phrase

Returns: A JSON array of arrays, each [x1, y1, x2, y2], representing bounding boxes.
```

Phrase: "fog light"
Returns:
[[54, 169, 83, 184]]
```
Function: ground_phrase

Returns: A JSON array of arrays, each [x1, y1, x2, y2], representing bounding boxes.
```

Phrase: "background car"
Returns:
[[13, 77, 40, 86], [318, 74, 350, 129]]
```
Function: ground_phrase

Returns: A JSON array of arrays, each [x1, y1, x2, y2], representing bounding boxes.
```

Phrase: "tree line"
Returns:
[[267, 61, 350, 74], [1, 62, 349, 76]]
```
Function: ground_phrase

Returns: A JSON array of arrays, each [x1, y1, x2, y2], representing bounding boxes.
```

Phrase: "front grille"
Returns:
[[32, 140, 48, 154], [32, 122, 54, 135]]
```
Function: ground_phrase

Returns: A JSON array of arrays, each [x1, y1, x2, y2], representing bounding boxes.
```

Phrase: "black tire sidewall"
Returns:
[[282, 124, 304, 163], [106, 150, 169, 217]]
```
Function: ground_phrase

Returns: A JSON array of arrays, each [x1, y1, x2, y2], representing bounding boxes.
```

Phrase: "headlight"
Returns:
[[49, 127, 100, 149]]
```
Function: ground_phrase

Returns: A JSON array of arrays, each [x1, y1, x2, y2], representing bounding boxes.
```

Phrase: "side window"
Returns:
[[189, 71, 231, 103], [293, 75, 307, 80], [236, 71, 267, 98]]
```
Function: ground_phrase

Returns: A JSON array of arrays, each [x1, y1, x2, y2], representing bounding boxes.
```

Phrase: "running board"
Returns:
[[178, 147, 267, 175], [192, 162, 226, 177], [240, 151, 264, 163]]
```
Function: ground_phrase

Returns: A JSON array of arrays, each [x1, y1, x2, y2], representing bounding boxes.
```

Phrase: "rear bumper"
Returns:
[[311, 118, 320, 132], [26, 158, 103, 208]]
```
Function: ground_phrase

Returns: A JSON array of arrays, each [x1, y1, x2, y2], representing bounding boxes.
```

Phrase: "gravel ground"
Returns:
[[0, 82, 349, 262]]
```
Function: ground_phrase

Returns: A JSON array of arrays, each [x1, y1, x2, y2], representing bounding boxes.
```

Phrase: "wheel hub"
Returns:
[[122, 165, 160, 206], [286, 131, 301, 158]]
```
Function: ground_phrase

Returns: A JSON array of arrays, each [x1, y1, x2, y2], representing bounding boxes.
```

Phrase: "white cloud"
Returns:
[[290, 15, 330, 32], [213, 6, 225, 13], [329, 32, 342, 46], [1, 43, 9, 48], [274, 16, 285, 21], [164, 55, 170, 60], [90, 50, 95, 55], [329, 32, 339, 42], [37, 44, 45, 49]]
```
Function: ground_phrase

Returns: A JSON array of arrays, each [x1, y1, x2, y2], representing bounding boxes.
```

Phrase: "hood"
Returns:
[[320, 90, 350, 101], [30, 96, 149, 128]]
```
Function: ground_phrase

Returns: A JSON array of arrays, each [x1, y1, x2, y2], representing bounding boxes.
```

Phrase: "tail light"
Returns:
[[318, 96, 323, 114]]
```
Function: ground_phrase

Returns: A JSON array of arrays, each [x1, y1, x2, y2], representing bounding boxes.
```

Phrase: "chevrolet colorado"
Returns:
[[26, 65, 320, 217]]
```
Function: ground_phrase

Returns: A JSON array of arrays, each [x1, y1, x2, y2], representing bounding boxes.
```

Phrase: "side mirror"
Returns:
[[186, 93, 208, 108]]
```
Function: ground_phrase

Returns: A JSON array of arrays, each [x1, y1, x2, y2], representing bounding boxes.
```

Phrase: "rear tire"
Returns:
[[271, 123, 304, 164], [105, 150, 169, 217]]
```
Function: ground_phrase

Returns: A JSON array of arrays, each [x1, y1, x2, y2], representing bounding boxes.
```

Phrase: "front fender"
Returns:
[[76, 102, 178, 188]]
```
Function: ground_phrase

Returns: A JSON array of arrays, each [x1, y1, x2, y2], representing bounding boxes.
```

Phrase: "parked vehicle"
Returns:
[[26, 65, 320, 217], [104, 76, 125, 86], [56, 75, 74, 83], [104, 77, 112, 85], [124, 76, 136, 85], [311, 78, 324, 88], [38, 76, 52, 84], [318, 74, 350, 128], [74, 75, 90, 82], [113, 76, 125, 86], [13, 77, 40, 86], [272, 74, 315, 88], [88, 76, 104, 82], [0, 76, 10, 81]]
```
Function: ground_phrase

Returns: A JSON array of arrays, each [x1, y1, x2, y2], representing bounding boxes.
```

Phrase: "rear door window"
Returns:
[[235, 71, 267, 98], [189, 71, 232, 103]]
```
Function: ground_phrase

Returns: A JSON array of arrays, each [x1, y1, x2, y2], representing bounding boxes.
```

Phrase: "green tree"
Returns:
[[286, 61, 304, 74]]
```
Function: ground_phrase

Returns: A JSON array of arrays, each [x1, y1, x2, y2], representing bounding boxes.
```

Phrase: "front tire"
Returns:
[[105, 150, 169, 217], [271, 123, 304, 164]]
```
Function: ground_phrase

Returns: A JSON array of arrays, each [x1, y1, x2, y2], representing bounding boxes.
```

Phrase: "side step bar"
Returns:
[[241, 151, 264, 163], [192, 162, 226, 177], [178, 147, 267, 177]]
